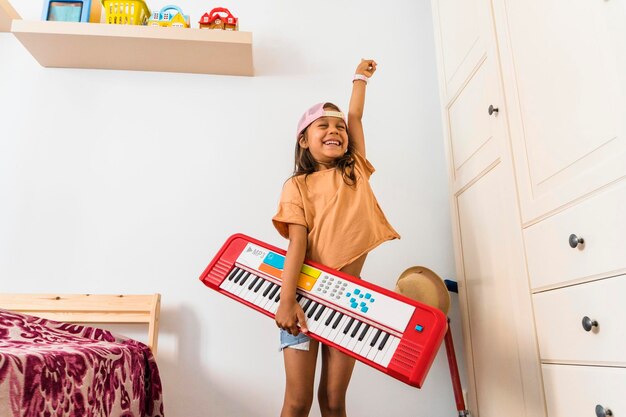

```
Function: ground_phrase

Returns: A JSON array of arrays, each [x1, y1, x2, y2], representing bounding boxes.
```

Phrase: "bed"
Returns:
[[0, 293, 164, 417]]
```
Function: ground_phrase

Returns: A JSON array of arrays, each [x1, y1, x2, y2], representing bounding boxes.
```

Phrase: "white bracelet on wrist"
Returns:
[[353, 74, 369, 84]]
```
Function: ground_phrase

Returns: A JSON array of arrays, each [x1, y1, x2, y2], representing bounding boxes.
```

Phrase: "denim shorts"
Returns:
[[279, 329, 310, 351]]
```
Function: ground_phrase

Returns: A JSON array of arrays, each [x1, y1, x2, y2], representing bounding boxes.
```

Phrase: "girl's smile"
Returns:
[[300, 115, 349, 169]]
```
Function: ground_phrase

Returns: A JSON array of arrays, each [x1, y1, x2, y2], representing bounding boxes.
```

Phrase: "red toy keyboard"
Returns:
[[199, 234, 447, 388]]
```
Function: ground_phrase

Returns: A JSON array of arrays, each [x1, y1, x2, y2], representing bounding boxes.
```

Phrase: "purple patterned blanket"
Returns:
[[0, 309, 164, 417]]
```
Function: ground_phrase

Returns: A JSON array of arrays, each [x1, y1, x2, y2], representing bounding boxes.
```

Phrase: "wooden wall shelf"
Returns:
[[10, 20, 254, 76], [0, 0, 20, 32]]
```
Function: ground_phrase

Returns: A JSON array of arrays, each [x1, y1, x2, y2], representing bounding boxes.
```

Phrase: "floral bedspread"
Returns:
[[0, 309, 164, 417]]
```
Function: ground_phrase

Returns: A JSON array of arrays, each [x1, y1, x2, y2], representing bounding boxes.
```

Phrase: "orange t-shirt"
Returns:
[[272, 151, 400, 270]]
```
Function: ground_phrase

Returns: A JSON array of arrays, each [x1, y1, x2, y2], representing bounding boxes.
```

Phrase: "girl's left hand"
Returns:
[[357, 59, 377, 78]]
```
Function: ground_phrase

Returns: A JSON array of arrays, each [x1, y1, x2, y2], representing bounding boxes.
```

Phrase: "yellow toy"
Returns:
[[101, 0, 149, 25]]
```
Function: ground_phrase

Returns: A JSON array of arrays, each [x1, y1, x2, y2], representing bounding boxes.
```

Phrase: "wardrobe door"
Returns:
[[455, 163, 529, 417], [432, 0, 505, 191], [495, 0, 626, 223]]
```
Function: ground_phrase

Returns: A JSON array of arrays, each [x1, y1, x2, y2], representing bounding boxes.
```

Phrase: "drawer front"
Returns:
[[524, 180, 626, 290], [543, 364, 625, 417], [533, 275, 626, 365]]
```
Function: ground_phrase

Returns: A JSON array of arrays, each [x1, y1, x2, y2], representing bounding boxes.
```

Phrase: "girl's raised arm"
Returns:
[[348, 59, 377, 158]]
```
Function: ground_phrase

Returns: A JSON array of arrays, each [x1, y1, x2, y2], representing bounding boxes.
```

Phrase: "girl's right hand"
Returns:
[[356, 59, 377, 78], [275, 299, 308, 335]]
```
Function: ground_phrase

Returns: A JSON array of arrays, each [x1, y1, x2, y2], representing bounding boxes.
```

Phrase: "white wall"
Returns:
[[0, 1, 467, 416]]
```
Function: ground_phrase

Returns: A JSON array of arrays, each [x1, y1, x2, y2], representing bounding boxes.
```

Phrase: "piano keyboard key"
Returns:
[[314, 305, 326, 321], [308, 308, 331, 334], [307, 302, 319, 318]]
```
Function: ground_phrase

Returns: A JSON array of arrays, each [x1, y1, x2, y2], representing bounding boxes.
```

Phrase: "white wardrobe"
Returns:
[[430, 0, 625, 416]]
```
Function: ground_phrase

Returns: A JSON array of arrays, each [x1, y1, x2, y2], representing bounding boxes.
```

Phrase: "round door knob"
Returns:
[[596, 404, 613, 417], [488, 105, 499, 116], [582, 316, 598, 332], [569, 234, 584, 248]]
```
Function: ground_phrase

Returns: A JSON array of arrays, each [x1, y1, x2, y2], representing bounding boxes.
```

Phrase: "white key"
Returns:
[[315, 307, 336, 334], [366, 331, 385, 361], [268, 291, 282, 314], [297, 296, 308, 310], [318, 310, 338, 339], [240, 276, 263, 303], [305, 303, 321, 323], [220, 268, 241, 292], [258, 283, 277, 310], [263, 283, 282, 310], [355, 327, 377, 357], [301, 298, 315, 316], [378, 337, 401, 367], [266, 289, 281, 314], [230, 271, 252, 297], [245, 278, 267, 304], [338, 319, 358, 348], [351, 325, 373, 356], [309, 307, 331, 334], [326, 315, 349, 344], [264, 286, 281, 311], [372, 334, 396, 365], [345, 322, 365, 351], [238, 275, 261, 301], [250, 281, 272, 306]]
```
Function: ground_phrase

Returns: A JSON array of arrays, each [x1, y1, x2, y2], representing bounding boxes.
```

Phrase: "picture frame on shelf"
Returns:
[[42, 0, 91, 22]]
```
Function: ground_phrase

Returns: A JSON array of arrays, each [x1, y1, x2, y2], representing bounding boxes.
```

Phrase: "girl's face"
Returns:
[[299, 115, 348, 169]]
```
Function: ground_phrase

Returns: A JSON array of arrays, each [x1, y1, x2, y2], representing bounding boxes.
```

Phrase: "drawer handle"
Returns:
[[569, 233, 584, 248], [582, 316, 598, 332], [488, 104, 499, 116], [596, 404, 613, 417]]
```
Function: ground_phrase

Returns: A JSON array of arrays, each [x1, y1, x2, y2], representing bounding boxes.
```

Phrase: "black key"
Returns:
[[274, 291, 281, 302], [254, 278, 265, 292], [325, 310, 337, 326], [343, 318, 355, 334], [378, 333, 391, 350], [227, 268, 239, 281], [233, 269, 245, 284], [358, 324, 370, 341], [314, 306, 326, 321], [268, 284, 280, 300], [350, 321, 363, 338], [307, 303, 319, 318], [302, 299, 312, 312], [370, 329, 383, 347], [296, 294, 303, 302], [332, 313, 344, 329], [248, 275, 260, 290], [233, 269, 243, 283], [263, 283, 275, 297], [239, 271, 250, 286]]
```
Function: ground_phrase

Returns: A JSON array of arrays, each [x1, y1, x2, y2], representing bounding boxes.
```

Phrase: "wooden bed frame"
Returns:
[[0, 293, 161, 355]]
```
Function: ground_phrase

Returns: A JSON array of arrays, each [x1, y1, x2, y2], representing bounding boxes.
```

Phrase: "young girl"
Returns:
[[272, 59, 400, 417]]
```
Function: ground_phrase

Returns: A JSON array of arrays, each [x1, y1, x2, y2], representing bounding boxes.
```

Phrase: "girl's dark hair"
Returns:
[[293, 103, 357, 186]]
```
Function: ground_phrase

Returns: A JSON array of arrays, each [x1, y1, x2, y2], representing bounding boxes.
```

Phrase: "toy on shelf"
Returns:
[[148, 5, 190, 28], [198, 7, 238, 31], [42, 0, 91, 22], [101, 0, 149, 25]]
